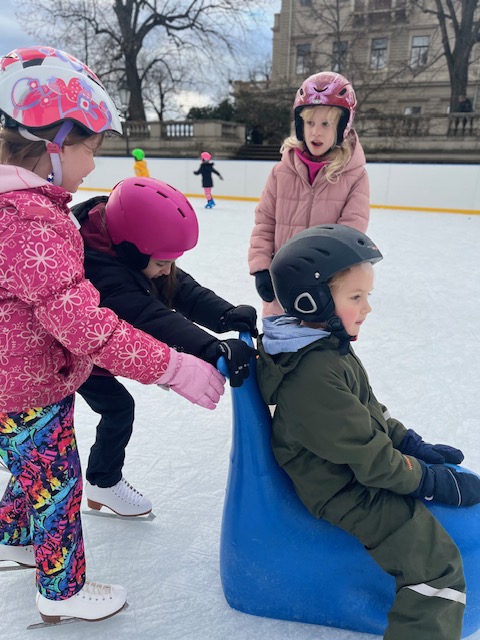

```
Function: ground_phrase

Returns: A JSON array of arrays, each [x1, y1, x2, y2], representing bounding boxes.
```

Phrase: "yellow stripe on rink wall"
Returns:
[[78, 187, 480, 215]]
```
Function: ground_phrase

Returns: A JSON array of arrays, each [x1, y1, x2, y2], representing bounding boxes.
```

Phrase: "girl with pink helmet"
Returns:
[[248, 71, 370, 317], [194, 150, 223, 208], [71, 177, 257, 518], [0, 46, 226, 626]]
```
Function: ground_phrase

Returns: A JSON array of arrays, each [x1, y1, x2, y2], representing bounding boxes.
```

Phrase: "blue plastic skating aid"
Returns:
[[218, 334, 480, 638]]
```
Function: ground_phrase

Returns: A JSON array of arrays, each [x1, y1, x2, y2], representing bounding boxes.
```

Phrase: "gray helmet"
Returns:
[[270, 225, 382, 324]]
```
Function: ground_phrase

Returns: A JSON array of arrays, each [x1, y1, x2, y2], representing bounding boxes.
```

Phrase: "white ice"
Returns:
[[1, 195, 480, 640]]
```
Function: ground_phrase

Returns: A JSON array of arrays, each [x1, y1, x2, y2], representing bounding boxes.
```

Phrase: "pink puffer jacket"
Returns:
[[248, 131, 370, 316], [0, 166, 172, 413]]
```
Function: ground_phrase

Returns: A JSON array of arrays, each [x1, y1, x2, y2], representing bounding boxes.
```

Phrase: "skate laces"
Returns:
[[114, 478, 145, 505], [82, 581, 113, 598]]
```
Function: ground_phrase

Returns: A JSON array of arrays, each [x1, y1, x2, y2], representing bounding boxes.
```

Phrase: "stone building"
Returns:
[[270, 0, 480, 116]]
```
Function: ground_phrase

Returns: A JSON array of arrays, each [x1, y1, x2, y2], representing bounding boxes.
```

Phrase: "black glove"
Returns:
[[219, 305, 258, 337], [399, 429, 464, 465], [410, 461, 480, 506], [254, 270, 275, 303], [216, 339, 257, 388]]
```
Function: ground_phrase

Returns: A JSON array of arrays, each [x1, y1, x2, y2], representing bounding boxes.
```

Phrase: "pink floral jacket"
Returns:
[[248, 131, 370, 316], [0, 166, 171, 413]]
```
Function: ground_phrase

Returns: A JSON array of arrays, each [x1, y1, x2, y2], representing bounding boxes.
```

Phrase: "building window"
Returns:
[[332, 41, 348, 73], [299, 0, 312, 5], [370, 38, 388, 70], [410, 36, 429, 68], [296, 44, 312, 75], [404, 106, 421, 115]]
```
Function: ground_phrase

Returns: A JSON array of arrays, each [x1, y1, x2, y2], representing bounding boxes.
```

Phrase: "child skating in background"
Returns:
[[71, 177, 257, 517], [194, 150, 223, 208], [132, 147, 150, 177], [249, 72, 370, 318], [257, 224, 480, 640], [0, 46, 224, 625]]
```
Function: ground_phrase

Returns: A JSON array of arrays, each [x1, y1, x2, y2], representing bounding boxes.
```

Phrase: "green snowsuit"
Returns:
[[257, 331, 465, 640]]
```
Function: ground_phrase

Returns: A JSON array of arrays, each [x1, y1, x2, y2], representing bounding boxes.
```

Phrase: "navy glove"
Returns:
[[399, 429, 464, 464], [219, 305, 258, 337], [254, 270, 275, 303], [410, 461, 480, 506]]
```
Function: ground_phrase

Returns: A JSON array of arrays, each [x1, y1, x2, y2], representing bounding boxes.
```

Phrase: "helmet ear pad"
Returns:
[[294, 106, 350, 145], [114, 241, 150, 270], [287, 283, 336, 323]]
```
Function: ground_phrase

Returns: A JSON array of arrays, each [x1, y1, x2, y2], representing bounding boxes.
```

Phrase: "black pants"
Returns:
[[77, 375, 135, 488]]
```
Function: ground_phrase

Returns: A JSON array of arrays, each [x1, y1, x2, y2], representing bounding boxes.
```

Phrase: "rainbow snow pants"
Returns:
[[0, 396, 85, 599]]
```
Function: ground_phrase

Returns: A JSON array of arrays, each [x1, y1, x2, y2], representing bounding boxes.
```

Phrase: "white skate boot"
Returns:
[[36, 580, 127, 624], [85, 477, 152, 517], [0, 543, 35, 568]]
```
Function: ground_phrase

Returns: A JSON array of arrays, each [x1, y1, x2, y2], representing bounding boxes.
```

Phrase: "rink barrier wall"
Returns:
[[80, 157, 480, 215]]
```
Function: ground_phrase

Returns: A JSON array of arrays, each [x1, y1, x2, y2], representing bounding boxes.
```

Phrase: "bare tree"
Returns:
[[411, 0, 480, 110], [16, 0, 276, 121]]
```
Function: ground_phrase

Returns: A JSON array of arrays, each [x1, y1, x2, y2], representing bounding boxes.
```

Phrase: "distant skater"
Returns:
[[132, 148, 150, 177], [194, 151, 223, 209]]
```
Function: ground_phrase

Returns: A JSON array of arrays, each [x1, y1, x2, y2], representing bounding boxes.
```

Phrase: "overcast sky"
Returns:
[[0, 1, 36, 54]]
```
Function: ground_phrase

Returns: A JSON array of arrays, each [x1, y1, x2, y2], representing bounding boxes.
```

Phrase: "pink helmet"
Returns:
[[0, 46, 122, 133], [293, 72, 357, 145], [201, 151, 211, 161], [0, 46, 122, 186], [105, 177, 199, 261]]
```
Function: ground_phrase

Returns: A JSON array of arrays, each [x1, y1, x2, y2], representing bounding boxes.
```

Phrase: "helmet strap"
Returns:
[[326, 315, 354, 356], [18, 121, 74, 186]]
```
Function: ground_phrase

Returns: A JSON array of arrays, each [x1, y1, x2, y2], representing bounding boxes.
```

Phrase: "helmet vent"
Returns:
[[339, 88, 347, 96], [177, 207, 186, 218]]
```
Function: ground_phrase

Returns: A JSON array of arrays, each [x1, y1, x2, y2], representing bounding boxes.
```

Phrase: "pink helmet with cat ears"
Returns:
[[105, 177, 199, 261], [0, 46, 122, 133], [293, 72, 357, 145]]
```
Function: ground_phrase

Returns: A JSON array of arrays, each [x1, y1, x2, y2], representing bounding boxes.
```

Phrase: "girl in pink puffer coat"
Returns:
[[248, 72, 370, 317], [0, 46, 224, 626]]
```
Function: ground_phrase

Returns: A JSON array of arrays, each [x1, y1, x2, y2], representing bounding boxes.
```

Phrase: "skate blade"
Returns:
[[27, 602, 129, 629], [82, 509, 156, 522]]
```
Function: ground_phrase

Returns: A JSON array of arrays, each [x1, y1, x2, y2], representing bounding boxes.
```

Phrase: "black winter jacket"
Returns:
[[194, 161, 222, 188], [72, 198, 234, 366]]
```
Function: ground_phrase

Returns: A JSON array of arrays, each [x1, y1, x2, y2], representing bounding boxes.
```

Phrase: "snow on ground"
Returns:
[[1, 195, 480, 639]]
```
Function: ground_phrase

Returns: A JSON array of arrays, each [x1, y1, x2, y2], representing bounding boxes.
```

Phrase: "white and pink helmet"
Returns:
[[105, 177, 199, 261], [293, 72, 357, 145], [0, 46, 122, 185]]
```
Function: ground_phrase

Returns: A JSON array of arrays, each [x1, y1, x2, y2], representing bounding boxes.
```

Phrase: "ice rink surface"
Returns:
[[1, 194, 480, 639]]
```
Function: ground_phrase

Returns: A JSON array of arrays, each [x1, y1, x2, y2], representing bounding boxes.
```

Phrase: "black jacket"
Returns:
[[72, 198, 234, 365], [194, 161, 222, 188]]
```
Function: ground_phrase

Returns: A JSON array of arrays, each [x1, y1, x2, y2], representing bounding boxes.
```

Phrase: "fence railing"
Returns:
[[355, 112, 478, 138]]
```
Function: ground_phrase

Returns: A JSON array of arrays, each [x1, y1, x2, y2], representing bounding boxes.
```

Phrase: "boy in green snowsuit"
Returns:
[[256, 224, 480, 640]]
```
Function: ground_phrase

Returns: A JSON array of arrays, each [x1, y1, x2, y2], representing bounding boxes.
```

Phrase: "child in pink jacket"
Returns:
[[0, 46, 224, 625], [248, 72, 370, 317]]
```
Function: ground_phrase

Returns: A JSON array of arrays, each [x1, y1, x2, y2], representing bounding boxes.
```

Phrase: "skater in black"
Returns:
[[72, 177, 257, 517], [194, 151, 223, 208]]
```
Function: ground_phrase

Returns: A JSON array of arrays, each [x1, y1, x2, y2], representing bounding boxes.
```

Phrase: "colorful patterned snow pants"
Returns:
[[0, 396, 85, 599]]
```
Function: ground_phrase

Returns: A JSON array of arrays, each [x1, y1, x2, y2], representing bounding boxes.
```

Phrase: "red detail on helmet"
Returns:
[[293, 72, 357, 143], [46, 142, 61, 154], [105, 177, 199, 261], [0, 46, 122, 134]]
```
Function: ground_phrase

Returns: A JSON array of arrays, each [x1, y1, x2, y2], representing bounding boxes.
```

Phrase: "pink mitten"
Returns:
[[157, 349, 225, 410]]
